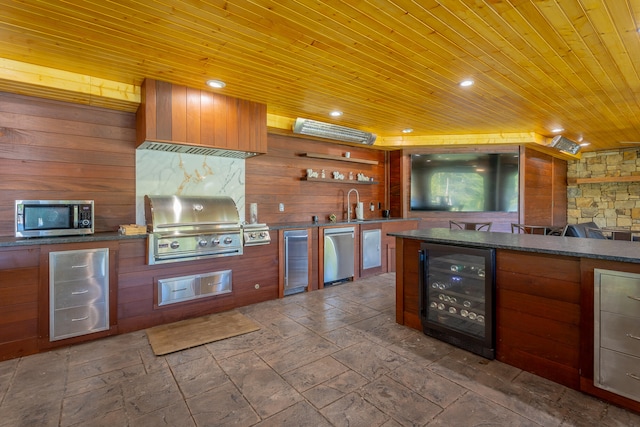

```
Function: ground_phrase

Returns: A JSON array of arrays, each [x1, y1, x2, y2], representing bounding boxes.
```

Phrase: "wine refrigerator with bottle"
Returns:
[[419, 242, 496, 359]]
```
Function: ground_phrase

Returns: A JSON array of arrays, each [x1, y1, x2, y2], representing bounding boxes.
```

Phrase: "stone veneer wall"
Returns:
[[566, 148, 640, 230]]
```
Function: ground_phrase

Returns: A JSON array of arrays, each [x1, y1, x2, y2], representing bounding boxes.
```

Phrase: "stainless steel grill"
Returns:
[[145, 195, 243, 264]]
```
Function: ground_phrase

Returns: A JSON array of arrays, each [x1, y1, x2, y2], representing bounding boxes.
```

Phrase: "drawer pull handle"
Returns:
[[627, 373, 640, 382], [71, 316, 89, 322], [628, 295, 640, 302], [172, 288, 187, 292], [71, 290, 89, 295], [627, 333, 640, 341], [71, 264, 89, 269]]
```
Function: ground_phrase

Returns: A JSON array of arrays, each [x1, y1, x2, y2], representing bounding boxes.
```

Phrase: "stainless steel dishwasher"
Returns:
[[324, 227, 355, 285], [284, 230, 309, 295]]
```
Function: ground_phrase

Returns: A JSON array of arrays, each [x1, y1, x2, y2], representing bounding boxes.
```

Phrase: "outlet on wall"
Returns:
[[278, 203, 284, 212]]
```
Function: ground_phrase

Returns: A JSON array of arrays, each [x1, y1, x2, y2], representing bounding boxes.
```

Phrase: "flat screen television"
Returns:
[[410, 153, 519, 212]]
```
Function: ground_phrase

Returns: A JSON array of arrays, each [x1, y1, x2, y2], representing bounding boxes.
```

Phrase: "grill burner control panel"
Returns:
[[149, 232, 243, 264], [242, 223, 271, 246], [156, 233, 242, 253]]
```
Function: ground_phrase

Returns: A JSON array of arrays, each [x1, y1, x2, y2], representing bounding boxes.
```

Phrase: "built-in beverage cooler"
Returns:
[[419, 243, 496, 359]]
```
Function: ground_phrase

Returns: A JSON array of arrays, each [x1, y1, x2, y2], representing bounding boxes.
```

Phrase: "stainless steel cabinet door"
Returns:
[[362, 229, 381, 270], [49, 248, 109, 341]]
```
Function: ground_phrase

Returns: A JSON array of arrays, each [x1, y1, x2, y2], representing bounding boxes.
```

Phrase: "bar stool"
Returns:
[[511, 223, 564, 235], [449, 220, 492, 231]]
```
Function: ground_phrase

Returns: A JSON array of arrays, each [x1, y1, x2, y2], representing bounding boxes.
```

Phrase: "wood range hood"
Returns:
[[136, 78, 268, 159]]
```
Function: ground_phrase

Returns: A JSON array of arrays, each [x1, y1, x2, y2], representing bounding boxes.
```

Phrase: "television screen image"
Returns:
[[410, 153, 519, 212]]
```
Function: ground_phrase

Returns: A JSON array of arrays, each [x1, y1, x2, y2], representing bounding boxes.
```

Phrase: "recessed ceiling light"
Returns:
[[402, 128, 413, 133], [459, 79, 474, 87], [551, 127, 564, 133], [206, 79, 226, 89], [329, 111, 343, 117]]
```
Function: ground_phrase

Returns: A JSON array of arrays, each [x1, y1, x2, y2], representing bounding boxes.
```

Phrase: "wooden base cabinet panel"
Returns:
[[0, 247, 40, 360], [495, 250, 581, 389], [117, 238, 279, 333]]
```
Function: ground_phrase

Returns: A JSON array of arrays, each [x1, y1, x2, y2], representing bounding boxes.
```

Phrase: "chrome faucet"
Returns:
[[347, 188, 360, 222]]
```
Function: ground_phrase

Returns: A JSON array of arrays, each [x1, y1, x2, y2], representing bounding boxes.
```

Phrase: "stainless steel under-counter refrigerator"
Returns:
[[419, 242, 496, 359]]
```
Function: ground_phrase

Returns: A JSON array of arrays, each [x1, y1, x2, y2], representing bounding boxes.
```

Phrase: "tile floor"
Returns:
[[1, 273, 639, 426]]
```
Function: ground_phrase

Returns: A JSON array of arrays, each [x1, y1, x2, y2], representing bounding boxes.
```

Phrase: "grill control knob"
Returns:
[[211, 238, 220, 246], [198, 239, 208, 247], [259, 231, 267, 238], [224, 237, 233, 244], [248, 232, 256, 239], [170, 241, 180, 249]]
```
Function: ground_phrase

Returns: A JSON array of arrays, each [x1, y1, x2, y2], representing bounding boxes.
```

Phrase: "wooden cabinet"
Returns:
[[136, 78, 267, 155], [0, 246, 40, 361], [495, 250, 582, 390], [381, 220, 418, 273]]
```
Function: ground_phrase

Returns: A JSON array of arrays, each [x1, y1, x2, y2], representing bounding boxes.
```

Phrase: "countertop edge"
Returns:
[[268, 218, 415, 230], [388, 228, 640, 264], [0, 232, 147, 248]]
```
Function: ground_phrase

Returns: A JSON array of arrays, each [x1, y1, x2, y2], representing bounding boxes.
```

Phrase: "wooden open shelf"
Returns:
[[302, 177, 379, 185], [568, 175, 640, 185], [300, 152, 379, 165]]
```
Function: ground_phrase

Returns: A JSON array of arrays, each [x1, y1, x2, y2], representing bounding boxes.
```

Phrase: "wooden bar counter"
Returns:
[[388, 228, 640, 414]]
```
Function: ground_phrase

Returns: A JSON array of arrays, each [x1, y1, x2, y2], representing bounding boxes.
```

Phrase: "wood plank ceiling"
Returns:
[[0, 0, 639, 153]]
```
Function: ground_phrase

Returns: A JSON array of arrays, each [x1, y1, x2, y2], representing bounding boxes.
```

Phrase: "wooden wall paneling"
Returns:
[[495, 250, 581, 389], [521, 147, 567, 227], [553, 156, 568, 225], [248, 102, 267, 153], [388, 149, 404, 218], [0, 93, 136, 236], [246, 133, 386, 224]]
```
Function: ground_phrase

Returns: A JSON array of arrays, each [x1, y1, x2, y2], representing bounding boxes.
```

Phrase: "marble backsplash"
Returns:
[[135, 150, 245, 225]]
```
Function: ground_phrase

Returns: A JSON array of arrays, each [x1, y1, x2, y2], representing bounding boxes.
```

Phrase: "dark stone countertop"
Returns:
[[387, 228, 640, 264], [0, 218, 417, 247], [0, 232, 147, 248]]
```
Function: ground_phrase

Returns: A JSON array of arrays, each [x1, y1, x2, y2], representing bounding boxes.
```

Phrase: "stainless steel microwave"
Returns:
[[15, 200, 94, 238]]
